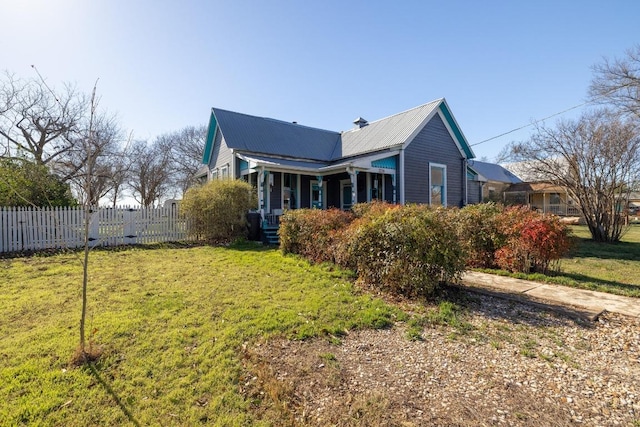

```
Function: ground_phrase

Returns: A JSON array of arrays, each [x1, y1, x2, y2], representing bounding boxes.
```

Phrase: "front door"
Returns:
[[341, 181, 353, 210], [312, 183, 322, 209]]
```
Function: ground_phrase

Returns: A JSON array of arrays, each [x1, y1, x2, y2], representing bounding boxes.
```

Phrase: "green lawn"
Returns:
[[557, 224, 640, 296], [0, 242, 400, 426]]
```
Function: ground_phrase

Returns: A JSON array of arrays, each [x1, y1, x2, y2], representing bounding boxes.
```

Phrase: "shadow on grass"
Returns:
[[87, 363, 141, 427], [0, 239, 277, 259], [0, 241, 208, 259], [570, 238, 640, 261]]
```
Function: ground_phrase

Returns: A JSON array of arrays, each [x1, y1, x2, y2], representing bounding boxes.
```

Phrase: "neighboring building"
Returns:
[[197, 98, 475, 227], [503, 182, 581, 216], [502, 160, 581, 216], [626, 192, 640, 217], [466, 160, 522, 204]]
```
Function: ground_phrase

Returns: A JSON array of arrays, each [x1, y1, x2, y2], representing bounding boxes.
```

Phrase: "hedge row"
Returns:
[[280, 202, 572, 297]]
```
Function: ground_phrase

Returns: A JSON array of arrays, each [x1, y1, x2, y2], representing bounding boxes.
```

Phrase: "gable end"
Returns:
[[438, 102, 474, 159], [202, 111, 218, 165]]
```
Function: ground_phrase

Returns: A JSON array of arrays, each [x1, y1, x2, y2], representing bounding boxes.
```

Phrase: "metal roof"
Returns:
[[238, 154, 329, 171], [206, 99, 473, 165], [468, 160, 522, 184], [338, 99, 442, 158], [212, 108, 341, 161], [505, 182, 567, 193]]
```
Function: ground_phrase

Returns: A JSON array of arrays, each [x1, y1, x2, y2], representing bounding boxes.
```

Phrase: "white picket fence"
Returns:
[[0, 205, 190, 253]]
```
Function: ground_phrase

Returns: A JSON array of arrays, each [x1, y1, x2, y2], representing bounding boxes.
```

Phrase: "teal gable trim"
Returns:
[[438, 103, 474, 159], [240, 159, 249, 171], [202, 111, 218, 165], [371, 156, 397, 169], [467, 168, 478, 179]]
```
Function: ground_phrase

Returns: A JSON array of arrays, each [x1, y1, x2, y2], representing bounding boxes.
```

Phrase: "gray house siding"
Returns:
[[208, 128, 233, 172], [467, 180, 482, 204], [404, 114, 465, 206]]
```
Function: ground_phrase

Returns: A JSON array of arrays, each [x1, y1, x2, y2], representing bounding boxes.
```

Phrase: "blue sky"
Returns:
[[1, 0, 638, 161]]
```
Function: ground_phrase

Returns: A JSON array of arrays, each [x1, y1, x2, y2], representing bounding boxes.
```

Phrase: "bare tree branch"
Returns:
[[507, 110, 640, 242], [589, 45, 640, 119]]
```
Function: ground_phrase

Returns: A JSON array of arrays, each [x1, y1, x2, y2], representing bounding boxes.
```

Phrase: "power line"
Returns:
[[470, 100, 592, 147]]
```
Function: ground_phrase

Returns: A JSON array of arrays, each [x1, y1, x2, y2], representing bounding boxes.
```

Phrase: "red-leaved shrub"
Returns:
[[495, 206, 572, 274]]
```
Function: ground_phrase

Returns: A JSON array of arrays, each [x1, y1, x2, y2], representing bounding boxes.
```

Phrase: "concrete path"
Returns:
[[459, 271, 640, 320]]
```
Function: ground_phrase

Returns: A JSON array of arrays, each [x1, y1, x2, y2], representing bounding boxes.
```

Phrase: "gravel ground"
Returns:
[[244, 291, 640, 426]]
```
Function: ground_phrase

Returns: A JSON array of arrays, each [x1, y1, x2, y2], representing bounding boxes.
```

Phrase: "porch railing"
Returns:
[[531, 204, 581, 216], [264, 213, 281, 226]]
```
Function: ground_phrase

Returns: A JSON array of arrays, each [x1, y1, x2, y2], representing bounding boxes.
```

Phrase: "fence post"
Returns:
[[88, 207, 100, 248]]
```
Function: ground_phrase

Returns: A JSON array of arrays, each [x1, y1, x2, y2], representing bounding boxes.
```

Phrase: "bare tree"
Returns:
[[589, 45, 640, 119], [60, 112, 126, 205], [105, 141, 134, 207], [509, 110, 640, 242], [0, 71, 86, 168], [128, 139, 173, 207], [156, 125, 206, 196]]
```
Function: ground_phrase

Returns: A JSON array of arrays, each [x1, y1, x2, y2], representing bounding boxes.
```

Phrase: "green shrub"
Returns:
[[181, 179, 257, 242], [351, 200, 396, 219], [495, 206, 572, 274], [455, 203, 503, 268], [338, 205, 465, 298], [279, 208, 354, 263]]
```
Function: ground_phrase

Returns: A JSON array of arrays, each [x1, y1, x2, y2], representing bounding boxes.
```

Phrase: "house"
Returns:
[[466, 160, 522, 203], [197, 98, 475, 236], [502, 182, 582, 216], [626, 192, 640, 218], [501, 160, 582, 216]]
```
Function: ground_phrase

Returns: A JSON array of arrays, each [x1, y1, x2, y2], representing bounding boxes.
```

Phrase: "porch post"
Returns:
[[316, 175, 323, 209], [391, 173, 397, 204], [258, 168, 267, 220], [399, 149, 405, 205], [348, 169, 358, 205]]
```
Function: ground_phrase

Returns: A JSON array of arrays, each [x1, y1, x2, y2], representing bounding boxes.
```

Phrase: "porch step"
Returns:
[[262, 225, 280, 246]]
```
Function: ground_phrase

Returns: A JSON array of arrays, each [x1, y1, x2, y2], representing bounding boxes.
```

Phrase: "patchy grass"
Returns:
[[0, 242, 400, 426], [477, 224, 640, 297]]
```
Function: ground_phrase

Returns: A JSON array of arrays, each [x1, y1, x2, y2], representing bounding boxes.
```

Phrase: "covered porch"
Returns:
[[504, 182, 581, 216], [237, 153, 399, 228]]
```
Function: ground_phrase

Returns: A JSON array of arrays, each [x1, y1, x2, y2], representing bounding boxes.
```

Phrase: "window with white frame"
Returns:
[[221, 165, 229, 179], [429, 163, 447, 206]]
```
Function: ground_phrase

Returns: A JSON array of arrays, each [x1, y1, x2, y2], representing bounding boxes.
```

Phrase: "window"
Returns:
[[283, 173, 297, 210], [429, 163, 447, 206], [310, 180, 324, 209], [550, 193, 561, 205], [211, 170, 219, 180], [221, 166, 229, 179]]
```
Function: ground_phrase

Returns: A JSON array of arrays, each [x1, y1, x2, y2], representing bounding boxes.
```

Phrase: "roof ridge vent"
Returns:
[[353, 117, 368, 129]]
